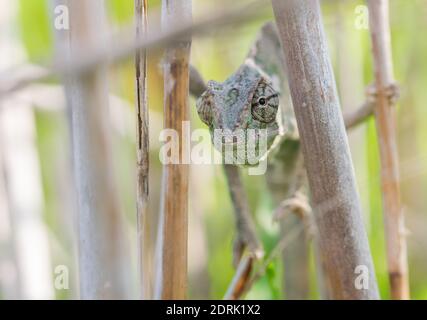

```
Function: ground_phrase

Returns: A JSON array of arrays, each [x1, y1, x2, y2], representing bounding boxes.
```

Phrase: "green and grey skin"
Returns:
[[196, 23, 297, 166], [195, 23, 309, 272]]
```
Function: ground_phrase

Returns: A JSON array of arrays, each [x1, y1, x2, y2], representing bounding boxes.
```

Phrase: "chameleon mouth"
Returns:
[[208, 126, 281, 166]]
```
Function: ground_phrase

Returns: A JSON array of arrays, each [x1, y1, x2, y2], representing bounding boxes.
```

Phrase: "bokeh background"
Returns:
[[0, 0, 427, 299]]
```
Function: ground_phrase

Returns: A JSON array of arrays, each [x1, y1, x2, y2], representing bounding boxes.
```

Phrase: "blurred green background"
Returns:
[[1, 0, 426, 299]]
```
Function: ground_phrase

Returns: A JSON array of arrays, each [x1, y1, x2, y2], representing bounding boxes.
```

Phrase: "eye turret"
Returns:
[[251, 80, 279, 123]]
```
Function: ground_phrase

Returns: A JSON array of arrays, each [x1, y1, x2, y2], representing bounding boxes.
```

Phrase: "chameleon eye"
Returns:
[[196, 93, 213, 126], [251, 82, 279, 123]]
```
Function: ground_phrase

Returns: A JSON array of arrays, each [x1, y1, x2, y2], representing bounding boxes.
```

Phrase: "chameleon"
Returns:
[[195, 22, 304, 264], [192, 22, 400, 294]]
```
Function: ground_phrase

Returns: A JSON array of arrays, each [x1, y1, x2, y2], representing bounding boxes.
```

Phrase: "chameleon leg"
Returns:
[[223, 164, 263, 266]]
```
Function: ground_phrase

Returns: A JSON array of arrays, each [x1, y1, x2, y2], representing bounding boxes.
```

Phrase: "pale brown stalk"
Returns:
[[155, 0, 192, 300], [367, 0, 409, 300]]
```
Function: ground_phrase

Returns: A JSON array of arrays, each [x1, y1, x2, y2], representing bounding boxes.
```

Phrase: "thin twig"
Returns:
[[367, 0, 409, 300], [223, 255, 254, 300], [344, 100, 374, 129], [135, 0, 151, 300], [0, 0, 266, 98]]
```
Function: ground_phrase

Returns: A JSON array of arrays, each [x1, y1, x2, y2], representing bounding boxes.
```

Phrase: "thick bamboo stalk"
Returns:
[[271, 0, 379, 299], [135, 0, 152, 300], [67, 0, 129, 299], [155, 0, 192, 300], [367, 0, 409, 300]]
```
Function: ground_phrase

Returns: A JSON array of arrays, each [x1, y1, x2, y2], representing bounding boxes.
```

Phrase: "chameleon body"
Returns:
[[195, 23, 311, 298]]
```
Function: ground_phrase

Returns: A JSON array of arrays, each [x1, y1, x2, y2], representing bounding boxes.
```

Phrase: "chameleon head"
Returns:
[[196, 64, 281, 166]]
